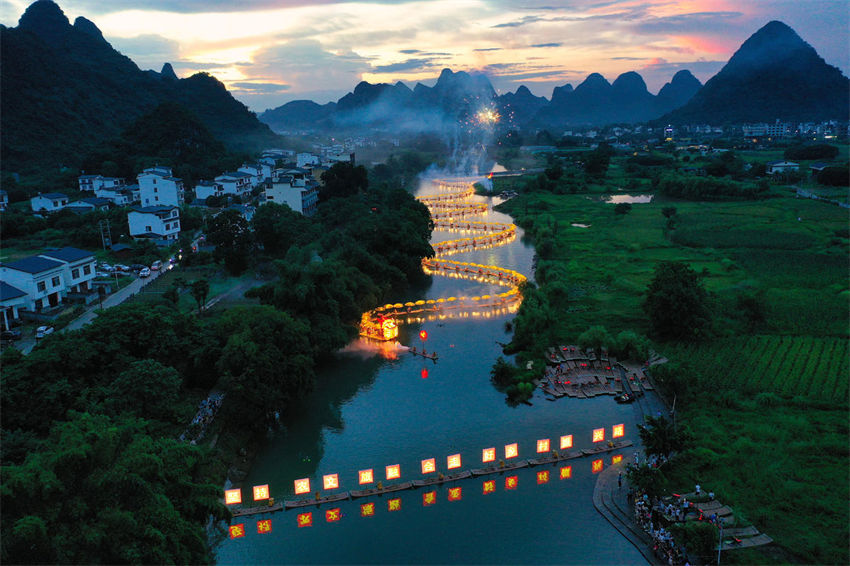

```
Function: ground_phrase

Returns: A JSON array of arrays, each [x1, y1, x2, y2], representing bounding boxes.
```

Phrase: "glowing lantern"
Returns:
[[448, 487, 462, 501], [560, 435, 573, 450], [483, 480, 496, 494], [297, 512, 313, 528], [360, 502, 375, 517], [612, 454, 623, 464], [421, 458, 436, 474], [592, 459, 603, 473], [229, 523, 245, 539], [560, 466, 572, 480], [537, 470, 550, 484], [326, 508, 341, 522], [592, 428, 605, 443], [536, 439, 550, 453], [423, 491, 437, 506], [323, 474, 339, 490], [388, 498, 402, 512], [505, 476, 518, 490], [359, 469, 374, 485], [447, 454, 462, 470], [256, 519, 272, 534], [294, 478, 310, 495], [482, 447, 496, 463], [421, 368, 429, 379], [224, 488, 242, 505], [505, 443, 519, 459], [252, 484, 269, 501], [612, 424, 625, 439], [386, 464, 401, 480], [419, 330, 428, 341]]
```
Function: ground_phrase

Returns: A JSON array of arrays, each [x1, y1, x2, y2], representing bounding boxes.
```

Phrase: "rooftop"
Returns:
[[2, 255, 65, 274], [0, 281, 27, 301], [40, 247, 95, 263], [36, 192, 68, 200]]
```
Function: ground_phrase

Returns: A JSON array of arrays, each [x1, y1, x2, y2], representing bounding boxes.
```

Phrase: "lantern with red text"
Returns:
[[447, 454, 461, 470], [419, 330, 428, 341], [294, 478, 310, 495], [483, 480, 496, 494], [592, 428, 605, 443], [326, 508, 341, 523], [560, 466, 572, 480], [537, 470, 550, 484], [505, 443, 519, 459], [385, 464, 401, 480], [358, 469, 374, 485], [360, 502, 375, 517], [423, 491, 437, 506], [297, 512, 313, 528], [323, 474, 339, 490], [612, 424, 625, 439], [505, 475, 518, 490], [252, 485, 269, 501], [229, 524, 245, 539], [592, 459, 603, 473], [560, 435, 573, 450], [388, 498, 402, 511], [421, 458, 436, 474], [482, 447, 496, 463], [612, 454, 623, 465], [536, 439, 550, 453], [256, 519, 272, 534], [224, 488, 242, 505], [448, 487, 462, 501]]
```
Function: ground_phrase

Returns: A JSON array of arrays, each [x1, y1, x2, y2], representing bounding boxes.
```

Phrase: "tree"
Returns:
[[107, 359, 182, 422], [643, 261, 712, 341], [638, 415, 687, 459], [205, 209, 253, 274], [625, 462, 667, 500], [190, 279, 210, 315], [614, 202, 632, 215], [319, 162, 368, 202], [578, 325, 612, 359]]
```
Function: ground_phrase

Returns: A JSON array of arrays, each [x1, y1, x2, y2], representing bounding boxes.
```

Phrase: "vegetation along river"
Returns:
[[214, 176, 647, 564]]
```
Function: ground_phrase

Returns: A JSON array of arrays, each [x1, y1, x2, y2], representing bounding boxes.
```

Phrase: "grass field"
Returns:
[[496, 154, 849, 564]]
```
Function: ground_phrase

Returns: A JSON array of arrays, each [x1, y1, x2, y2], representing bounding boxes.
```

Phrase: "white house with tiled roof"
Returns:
[[0, 256, 66, 312], [128, 205, 181, 241], [138, 166, 184, 207], [79, 174, 125, 192], [39, 247, 97, 297], [30, 192, 69, 213], [195, 180, 223, 203], [215, 171, 253, 196], [0, 282, 28, 329]]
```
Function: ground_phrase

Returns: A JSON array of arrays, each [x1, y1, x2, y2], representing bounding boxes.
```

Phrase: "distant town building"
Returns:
[[30, 192, 69, 213], [78, 175, 125, 192], [194, 180, 224, 203], [215, 172, 254, 196], [64, 197, 111, 214], [128, 205, 181, 241], [766, 160, 799, 175], [138, 166, 184, 207], [264, 170, 318, 216]]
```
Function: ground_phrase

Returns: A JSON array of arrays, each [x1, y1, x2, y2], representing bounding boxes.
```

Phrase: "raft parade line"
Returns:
[[359, 178, 525, 341], [226, 448, 632, 540], [223, 425, 630, 514]]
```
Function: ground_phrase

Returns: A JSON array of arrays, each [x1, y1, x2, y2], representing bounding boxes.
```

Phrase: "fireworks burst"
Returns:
[[475, 108, 501, 126]]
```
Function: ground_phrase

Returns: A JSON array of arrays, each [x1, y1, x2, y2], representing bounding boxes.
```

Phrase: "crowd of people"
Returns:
[[180, 393, 224, 444], [632, 494, 691, 565]]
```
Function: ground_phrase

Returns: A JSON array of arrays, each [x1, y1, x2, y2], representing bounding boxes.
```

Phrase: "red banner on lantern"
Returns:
[[560, 466, 572, 479], [537, 470, 550, 484], [483, 480, 496, 494], [423, 491, 437, 506], [537, 439, 550, 453], [229, 524, 245, 539], [482, 447, 496, 463], [323, 474, 339, 490], [294, 478, 310, 495], [326, 508, 341, 522], [612, 424, 625, 438], [360, 502, 375, 517], [592, 428, 605, 443], [505, 475, 518, 490], [592, 459, 603, 473], [388, 498, 402, 512], [448, 487, 462, 501], [297, 512, 313, 528], [560, 435, 573, 450], [359, 469, 374, 485], [386, 464, 401, 480], [421, 458, 436, 474], [505, 443, 518, 459], [252, 484, 269, 501], [447, 454, 461, 470], [256, 519, 272, 534]]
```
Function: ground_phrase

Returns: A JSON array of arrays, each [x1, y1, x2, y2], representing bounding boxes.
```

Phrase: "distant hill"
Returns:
[[0, 0, 279, 175], [662, 21, 850, 124]]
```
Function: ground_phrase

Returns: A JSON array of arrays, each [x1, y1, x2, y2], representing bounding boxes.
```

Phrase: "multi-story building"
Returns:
[[128, 205, 181, 241], [138, 166, 184, 207]]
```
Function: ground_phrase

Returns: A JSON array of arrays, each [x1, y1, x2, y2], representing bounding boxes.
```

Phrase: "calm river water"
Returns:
[[214, 178, 646, 564]]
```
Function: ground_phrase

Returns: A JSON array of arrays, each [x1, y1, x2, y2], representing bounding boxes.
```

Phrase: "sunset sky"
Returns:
[[3, 0, 848, 111]]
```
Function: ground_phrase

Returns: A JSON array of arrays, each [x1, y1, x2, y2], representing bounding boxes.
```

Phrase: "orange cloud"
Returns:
[[672, 34, 732, 54]]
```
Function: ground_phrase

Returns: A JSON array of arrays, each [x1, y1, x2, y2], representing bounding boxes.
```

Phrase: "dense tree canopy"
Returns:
[[643, 261, 713, 341]]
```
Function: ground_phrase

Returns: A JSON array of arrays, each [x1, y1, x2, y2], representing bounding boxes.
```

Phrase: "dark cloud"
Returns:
[[530, 43, 561, 48], [372, 58, 436, 73], [611, 56, 644, 61], [474, 48, 503, 52], [399, 49, 421, 54], [491, 16, 543, 29]]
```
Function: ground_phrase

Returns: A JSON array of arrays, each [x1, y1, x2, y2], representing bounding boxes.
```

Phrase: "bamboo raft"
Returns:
[[719, 533, 773, 550], [284, 492, 351, 509], [580, 439, 633, 456], [230, 502, 284, 516], [411, 470, 472, 487], [349, 481, 414, 499], [526, 450, 586, 466], [470, 459, 531, 477], [408, 346, 438, 360]]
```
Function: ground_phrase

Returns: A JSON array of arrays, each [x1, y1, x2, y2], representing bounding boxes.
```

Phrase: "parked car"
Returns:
[[151, 260, 163, 271], [1, 329, 22, 341], [130, 264, 146, 272], [35, 326, 55, 339], [96, 271, 111, 278], [114, 264, 130, 272], [139, 267, 151, 278]]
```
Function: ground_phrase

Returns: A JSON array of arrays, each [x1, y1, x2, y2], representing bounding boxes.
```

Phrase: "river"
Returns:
[[214, 177, 647, 564]]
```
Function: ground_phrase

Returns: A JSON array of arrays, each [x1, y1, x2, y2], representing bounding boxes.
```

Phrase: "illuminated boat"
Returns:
[[359, 313, 399, 341]]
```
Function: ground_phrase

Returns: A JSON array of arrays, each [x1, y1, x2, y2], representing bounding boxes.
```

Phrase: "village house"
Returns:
[[194, 180, 223, 203], [65, 197, 111, 214], [766, 160, 799, 175], [128, 205, 181, 242], [30, 192, 69, 213], [0, 255, 66, 313], [0, 281, 28, 330], [138, 165, 184, 207], [78, 175, 125, 192], [263, 171, 319, 216], [39, 247, 98, 302], [215, 171, 253, 197], [238, 162, 266, 188]]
